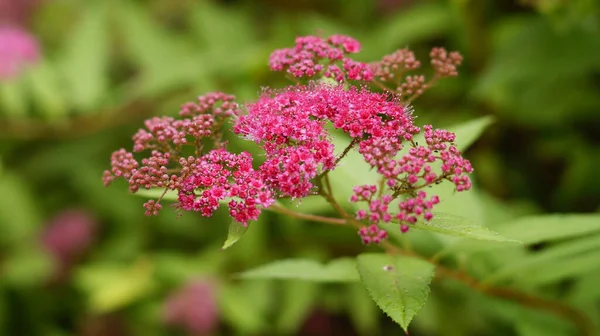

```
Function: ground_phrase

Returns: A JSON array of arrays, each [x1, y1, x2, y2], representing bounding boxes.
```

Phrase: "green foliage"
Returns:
[[412, 212, 519, 242], [1, 0, 599, 335], [237, 258, 360, 282], [356, 253, 435, 332], [222, 220, 249, 250]]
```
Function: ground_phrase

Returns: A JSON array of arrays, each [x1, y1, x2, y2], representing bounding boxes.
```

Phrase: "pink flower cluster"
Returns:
[[104, 34, 471, 243], [103, 93, 275, 225], [234, 84, 424, 199], [177, 149, 273, 224], [0, 26, 40, 81], [269, 35, 373, 82]]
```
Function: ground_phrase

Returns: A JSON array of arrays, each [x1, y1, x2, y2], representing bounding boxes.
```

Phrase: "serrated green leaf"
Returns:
[[356, 253, 435, 332], [222, 220, 249, 250], [237, 258, 359, 282], [275, 280, 318, 334], [74, 259, 155, 313], [447, 116, 495, 152], [61, 5, 109, 111], [412, 212, 520, 243], [496, 214, 600, 245]]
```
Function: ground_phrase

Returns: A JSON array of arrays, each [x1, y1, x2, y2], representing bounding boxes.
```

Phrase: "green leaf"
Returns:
[[1, 246, 55, 288], [447, 116, 495, 152], [0, 172, 42, 245], [346, 283, 380, 336], [0, 79, 28, 118], [74, 259, 155, 313], [237, 258, 360, 282], [365, 2, 453, 59], [411, 212, 520, 243], [275, 281, 318, 334], [356, 253, 435, 332], [568, 269, 600, 304], [485, 233, 600, 284], [60, 5, 109, 111], [495, 214, 600, 245], [26, 61, 69, 120], [222, 220, 249, 250], [219, 283, 268, 334], [516, 248, 600, 287]]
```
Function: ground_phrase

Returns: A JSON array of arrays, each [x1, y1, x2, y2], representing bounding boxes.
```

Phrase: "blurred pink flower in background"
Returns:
[[163, 279, 220, 335], [40, 208, 98, 279], [0, 26, 40, 81], [0, 0, 42, 25]]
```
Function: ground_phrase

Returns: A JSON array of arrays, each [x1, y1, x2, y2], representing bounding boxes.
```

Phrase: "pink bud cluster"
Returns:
[[0, 26, 40, 81], [163, 279, 219, 335], [371, 48, 420, 82], [269, 35, 373, 82], [430, 47, 463, 77], [358, 224, 388, 245], [351, 122, 473, 240]]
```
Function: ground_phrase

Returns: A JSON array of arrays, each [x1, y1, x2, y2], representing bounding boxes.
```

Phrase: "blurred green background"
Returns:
[[0, 0, 599, 335]]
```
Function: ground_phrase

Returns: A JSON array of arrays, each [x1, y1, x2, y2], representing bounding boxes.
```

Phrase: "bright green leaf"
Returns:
[[356, 253, 435, 332], [412, 212, 520, 243], [237, 258, 359, 282], [222, 220, 249, 250], [60, 5, 109, 111]]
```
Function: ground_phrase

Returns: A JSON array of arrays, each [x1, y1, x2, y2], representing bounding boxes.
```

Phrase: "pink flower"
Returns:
[[0, 26, 40, 81]]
